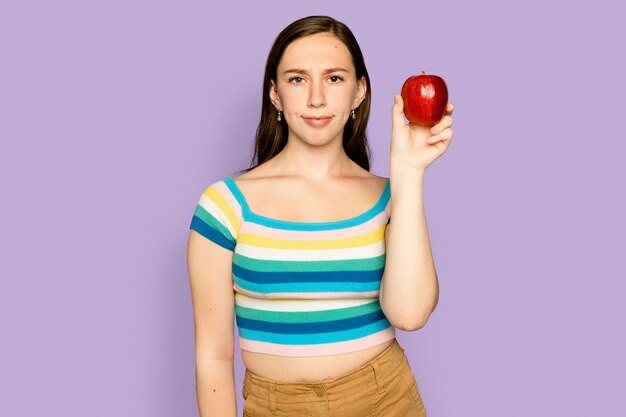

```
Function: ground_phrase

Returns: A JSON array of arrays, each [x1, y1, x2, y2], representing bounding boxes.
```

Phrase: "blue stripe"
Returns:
[[233, 263, 383, 284], [234, 275, 381, 294], [236, 310, 386, 334], [238, 319, 392, 345], [190, 216, 235, 251]]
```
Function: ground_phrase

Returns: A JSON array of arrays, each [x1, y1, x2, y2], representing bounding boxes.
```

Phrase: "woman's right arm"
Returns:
[[187, 229, 237, 417]]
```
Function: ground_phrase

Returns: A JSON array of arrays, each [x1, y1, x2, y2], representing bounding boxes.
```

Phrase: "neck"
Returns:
[[270, 138, 357, 182]]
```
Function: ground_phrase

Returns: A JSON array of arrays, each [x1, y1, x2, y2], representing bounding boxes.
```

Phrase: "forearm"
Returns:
[[196, 358, 237, 417], [380, 166, 439, 330]]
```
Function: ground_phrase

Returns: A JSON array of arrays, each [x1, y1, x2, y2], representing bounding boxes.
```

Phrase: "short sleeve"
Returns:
[[189, 180, 242, 252]]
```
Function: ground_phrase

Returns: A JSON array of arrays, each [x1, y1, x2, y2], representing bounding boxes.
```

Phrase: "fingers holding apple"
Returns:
[[432, 102, 454, 141], [391, 94, 432, 144], [390, 95, 442, 168], [427, 128, 453, 147], [427, 112, 454, 144]]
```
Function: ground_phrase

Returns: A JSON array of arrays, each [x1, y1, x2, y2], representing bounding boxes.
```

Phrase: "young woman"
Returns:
[[187, 15, 454, 417]]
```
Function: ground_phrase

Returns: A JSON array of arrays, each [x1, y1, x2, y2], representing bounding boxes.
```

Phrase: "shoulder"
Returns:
[[229, 166, 282, 200], [190, 176, 245, 249], [196, 175, 238, 197], [365, 173, 389, 188], [351, 173, 389, 197], [194, 177, 244, 221], [344, 166, 388, 191]]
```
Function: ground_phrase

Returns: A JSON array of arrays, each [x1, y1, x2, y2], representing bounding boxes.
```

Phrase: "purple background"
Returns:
[[2, 1, 625, 416]]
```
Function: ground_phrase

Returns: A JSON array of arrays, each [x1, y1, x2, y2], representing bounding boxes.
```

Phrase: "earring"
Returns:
[[277, 110, 282, 122], [350, 108, 356, 120]]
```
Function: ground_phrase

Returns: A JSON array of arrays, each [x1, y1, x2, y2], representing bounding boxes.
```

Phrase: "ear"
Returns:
[[269, 80, 281, 110], [352, 76, 367, 109]]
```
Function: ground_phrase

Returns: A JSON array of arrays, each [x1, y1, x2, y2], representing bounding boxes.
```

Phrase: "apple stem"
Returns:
[[422, 70, 426, 75]]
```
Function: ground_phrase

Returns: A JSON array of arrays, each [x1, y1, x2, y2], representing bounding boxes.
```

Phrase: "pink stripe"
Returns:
[[212, 180, 243, 219], [240, 211, 388, 239], [233, 283, 379, 299], [239, 327, 396, 357]]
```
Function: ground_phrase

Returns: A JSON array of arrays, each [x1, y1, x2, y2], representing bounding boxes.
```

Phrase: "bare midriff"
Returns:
[[241, 339, 395, 382]]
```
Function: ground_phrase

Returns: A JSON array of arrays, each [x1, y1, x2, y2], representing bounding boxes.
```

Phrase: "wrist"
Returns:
[[390, 159, 427, 179]]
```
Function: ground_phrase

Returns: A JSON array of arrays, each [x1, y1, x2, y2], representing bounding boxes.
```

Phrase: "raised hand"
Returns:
[[390, 94, 454, 172]]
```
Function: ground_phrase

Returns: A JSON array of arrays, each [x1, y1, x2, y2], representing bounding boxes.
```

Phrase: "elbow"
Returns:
[[381, 288, 439, 331], [390, 310, 432, 332], [195, 344, 235, 370]]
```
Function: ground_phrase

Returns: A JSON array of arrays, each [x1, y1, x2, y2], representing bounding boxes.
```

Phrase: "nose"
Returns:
[[307, 80, 326, 109]]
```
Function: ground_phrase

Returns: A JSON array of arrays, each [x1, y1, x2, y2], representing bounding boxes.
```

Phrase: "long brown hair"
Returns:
[[237, 15, 373, 175]]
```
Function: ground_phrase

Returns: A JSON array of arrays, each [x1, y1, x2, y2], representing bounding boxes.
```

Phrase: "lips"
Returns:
[[302, 116, 333, 128]]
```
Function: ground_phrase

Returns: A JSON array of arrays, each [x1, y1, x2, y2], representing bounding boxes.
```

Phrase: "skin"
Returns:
[[187, 31, 454, 416]]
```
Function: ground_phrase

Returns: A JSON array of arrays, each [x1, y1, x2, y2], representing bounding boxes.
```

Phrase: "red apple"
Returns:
[[401, 71, 449, 126]]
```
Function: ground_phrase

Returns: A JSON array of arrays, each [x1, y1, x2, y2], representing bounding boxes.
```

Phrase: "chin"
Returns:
[[288, 127, 343, 146]]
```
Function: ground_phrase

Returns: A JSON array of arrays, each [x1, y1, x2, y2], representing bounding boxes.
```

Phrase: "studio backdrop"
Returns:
[[1, 1, 624, 416]]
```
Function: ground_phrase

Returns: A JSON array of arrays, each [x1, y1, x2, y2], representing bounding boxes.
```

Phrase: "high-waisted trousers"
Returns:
[[242, 338, 427, 417]]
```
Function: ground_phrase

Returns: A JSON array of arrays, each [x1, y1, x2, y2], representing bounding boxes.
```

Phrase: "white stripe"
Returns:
[[234, 284, 379, 300], [234, 241, 385, 261], [235, 293, 376, 312], [198, 193, 237, 240]]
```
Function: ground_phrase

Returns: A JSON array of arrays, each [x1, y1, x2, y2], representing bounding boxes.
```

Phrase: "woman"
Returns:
[[187, 15, 454, 417]]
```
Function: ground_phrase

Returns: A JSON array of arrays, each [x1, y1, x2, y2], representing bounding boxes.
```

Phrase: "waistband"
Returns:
[[243, 338, 407, 399]]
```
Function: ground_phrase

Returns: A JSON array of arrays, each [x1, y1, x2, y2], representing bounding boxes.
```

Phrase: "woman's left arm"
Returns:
[[380, 94, 454, 331]]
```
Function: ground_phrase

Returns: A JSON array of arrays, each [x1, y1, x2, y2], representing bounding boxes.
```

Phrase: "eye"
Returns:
[[329, 75, 343, 83], [289, 76, 304, 84]]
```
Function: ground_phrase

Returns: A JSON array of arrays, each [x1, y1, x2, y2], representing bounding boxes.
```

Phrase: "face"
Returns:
[[270, 32, 367, 146]]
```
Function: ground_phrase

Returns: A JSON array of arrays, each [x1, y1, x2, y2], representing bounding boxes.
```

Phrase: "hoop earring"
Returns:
[[350, 108, 356, 120], [277, 110, 282, 122]]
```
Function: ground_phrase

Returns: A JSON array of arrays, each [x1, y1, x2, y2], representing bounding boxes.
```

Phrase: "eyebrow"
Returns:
[[282, 67, 349, 75]]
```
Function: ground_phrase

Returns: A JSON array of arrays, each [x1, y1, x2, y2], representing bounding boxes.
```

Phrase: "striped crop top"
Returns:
[[189, 177, 396, 357]]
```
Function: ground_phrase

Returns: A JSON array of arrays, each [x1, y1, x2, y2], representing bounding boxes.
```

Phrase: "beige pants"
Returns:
[[242, 338, 427, 417]]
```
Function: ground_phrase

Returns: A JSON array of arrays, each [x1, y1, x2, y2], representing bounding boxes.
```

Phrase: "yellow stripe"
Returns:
[[237, 225, 385, 249], [204, 186, 241, 238]]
